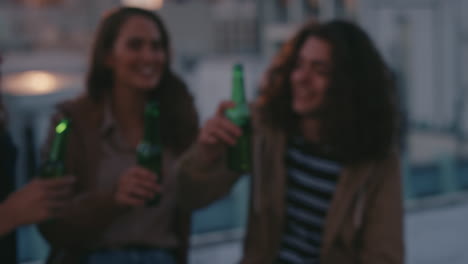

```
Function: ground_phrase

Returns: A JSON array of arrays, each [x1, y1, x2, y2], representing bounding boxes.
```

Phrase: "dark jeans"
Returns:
[[84, 248, 176, 264]]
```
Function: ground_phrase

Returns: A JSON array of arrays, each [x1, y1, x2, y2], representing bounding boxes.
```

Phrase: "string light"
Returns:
[[121, 0, 164, 10]]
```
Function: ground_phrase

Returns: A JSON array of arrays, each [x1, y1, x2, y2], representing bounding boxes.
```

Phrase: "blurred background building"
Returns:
[[1, 0, 468, 263]]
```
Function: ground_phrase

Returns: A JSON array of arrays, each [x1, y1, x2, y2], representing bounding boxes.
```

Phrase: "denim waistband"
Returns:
[[90, 245, 177, 255], [84, 246, 178, 264]]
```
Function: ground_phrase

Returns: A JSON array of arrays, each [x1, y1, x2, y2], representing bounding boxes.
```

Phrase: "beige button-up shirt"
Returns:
[[93, 104, 179, 249]]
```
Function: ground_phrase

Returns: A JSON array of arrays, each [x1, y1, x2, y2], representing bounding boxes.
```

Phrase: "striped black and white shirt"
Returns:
[[276, 137, 342, 264]]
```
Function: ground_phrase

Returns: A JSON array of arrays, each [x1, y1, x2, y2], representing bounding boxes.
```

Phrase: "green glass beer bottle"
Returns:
[[225, 64, 252, 173], [40, 118, 71, 179], [137, 101, 163, 206]]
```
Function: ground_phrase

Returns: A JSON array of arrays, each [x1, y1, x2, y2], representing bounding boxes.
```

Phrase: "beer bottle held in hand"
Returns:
[[137, 101, 163, 206], [225, 64, 252, 173], [40, 118, 71, 179]]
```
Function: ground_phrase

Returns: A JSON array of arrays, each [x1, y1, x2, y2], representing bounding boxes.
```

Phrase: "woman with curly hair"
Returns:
[[177, 20, 403, 264]]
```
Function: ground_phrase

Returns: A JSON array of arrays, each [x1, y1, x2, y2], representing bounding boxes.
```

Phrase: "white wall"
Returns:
[[361, 0, 466, 133], [159, 1, 215, 58]]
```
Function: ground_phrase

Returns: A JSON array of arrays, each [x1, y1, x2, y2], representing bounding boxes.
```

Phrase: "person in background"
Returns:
[[177, 20, 403, 264], [38, 7, 198, 264], [0, 55, 74, 264]]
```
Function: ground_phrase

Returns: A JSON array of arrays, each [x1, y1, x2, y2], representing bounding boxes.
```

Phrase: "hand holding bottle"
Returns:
[[0, 177, 75, 235], [195, 63, 251, 173], [114, 166, 161, 207], [197, 100, 242, 164]]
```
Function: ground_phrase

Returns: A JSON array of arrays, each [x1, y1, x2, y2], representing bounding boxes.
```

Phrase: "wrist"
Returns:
[[194, 143, 224, 167], [0, 201, 20, 235]]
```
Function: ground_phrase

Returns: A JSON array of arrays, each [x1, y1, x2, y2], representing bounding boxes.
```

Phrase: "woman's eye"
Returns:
[[152, 40, 163, 51], [127, 39, 143, 50]]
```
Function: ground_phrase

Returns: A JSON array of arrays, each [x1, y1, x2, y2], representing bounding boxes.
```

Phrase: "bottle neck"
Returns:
[[142, 109, 160, 145], [232, 69, 246, 105], [49, 120, 69, 162]]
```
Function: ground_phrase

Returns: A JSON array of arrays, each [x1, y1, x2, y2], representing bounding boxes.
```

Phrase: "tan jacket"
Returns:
[[177, 108, 404, 264], [38, 96, 193, 264]]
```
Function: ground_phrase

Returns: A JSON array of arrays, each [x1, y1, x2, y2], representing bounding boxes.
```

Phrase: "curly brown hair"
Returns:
[[0, 53, 5, 131], [86, 7, 198, 154], [258, 20, 399, 164]]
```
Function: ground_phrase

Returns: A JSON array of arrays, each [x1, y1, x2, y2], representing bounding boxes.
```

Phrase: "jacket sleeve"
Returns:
[[175, 103, 263, 211], [360, 152, 405, 264], [239, 176, 270, 264], [37, 111, 124, 249], [175, 142, 242, 211]]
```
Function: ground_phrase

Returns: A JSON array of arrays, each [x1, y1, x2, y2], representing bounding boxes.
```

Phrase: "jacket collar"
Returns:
[[99, 101, 116, 137], [321, 162, 374, 257]]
